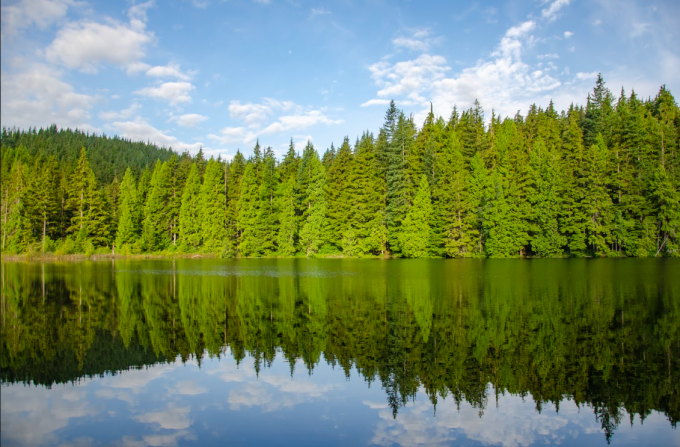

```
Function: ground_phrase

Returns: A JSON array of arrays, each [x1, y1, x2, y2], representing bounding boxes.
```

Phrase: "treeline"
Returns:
[[1, 75, 679, 257], [2, 259, 678, 440]]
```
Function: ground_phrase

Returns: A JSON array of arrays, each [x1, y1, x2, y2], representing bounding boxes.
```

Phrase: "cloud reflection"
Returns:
[[366, 391, 606, 447]]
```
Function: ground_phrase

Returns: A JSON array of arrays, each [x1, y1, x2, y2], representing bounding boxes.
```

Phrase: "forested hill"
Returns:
[[1, 125, 176, 185], [1, 75, 679, 258]]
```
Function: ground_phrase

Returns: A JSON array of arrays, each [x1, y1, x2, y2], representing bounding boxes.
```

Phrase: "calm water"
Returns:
[[1, 259, 678, 447]]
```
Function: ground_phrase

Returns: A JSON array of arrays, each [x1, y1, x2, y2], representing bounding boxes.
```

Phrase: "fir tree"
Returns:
[[200, 159, 227, 252], [179, 164, 202, 252], [299, 153, 326, 257], [115, 168, 139, 251], [399, 175, 432, 258]]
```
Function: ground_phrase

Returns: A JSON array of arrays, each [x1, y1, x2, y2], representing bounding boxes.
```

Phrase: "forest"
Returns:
[[1, 75, 678, 258]]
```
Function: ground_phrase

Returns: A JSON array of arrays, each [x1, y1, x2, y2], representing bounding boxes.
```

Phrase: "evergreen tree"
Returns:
[[225, 151, 246, 256], [200, 159, 227, 252], [326, 137, 354, 249], [399, 175, 432, 258], [179, 164, 202, 252], [529, 138, 567, 256], [115, 168, 140, 252], [277, 176, 297, 256], [237, 163, 259, 256], [299, 153, 326, 257]]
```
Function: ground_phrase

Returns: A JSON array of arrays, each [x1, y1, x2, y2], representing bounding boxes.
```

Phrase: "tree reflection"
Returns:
[[1, 259, 678, 442]]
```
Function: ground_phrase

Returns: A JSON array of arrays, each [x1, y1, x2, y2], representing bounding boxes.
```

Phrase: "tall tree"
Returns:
[[399, 175, 432, 258], [201, 159, 227, 252], [179, 164, 202, 252], [299, 153, 327, 257]]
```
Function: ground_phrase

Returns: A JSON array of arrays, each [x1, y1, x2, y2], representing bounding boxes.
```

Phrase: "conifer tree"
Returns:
[[237, 163, 259, 256], [225, 151, 246, 256], [179, 163, 202, 252], [115, 168, 139, 251], [348, 132, 386, 255], [255, 147, 279, 255], [299, 153, 326, 257], [142, 160, 171, 251], [467, 152, 491, 256], [399, 175, 432, 258], [583, 134, 615, 255], [326, 137, 354, 249], [277, 176, 297, 256], [529, 138, 567, 256], [2, 160, 28, 253], [386, 111, 414, 253], [438, 130, 474, 257], [200, 159, 227, 252]]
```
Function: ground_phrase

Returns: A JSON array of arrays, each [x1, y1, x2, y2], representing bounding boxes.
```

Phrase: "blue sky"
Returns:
[[2, 0, 678, 159]]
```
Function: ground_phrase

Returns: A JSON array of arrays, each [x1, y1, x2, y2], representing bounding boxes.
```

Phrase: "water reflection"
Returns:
[[1, 259, 679, 446]]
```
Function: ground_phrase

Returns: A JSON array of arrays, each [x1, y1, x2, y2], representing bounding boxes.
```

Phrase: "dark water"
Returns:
[[1, 259, 678, 447]]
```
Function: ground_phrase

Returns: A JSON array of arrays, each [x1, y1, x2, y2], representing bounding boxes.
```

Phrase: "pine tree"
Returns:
[[255, 147, 279, 255], [299, 153, 326, 257], [277, 176, 297, 256], [529, 138, 567, 256], [225, 151, 246, 256], [326, 137, 354, 249], [386, 111, 414, 254], [115, 168, 140, 252], [399, 175, 432, 258], [438, 130, 474, 257], [141, 160, 172, 251], [583, 134, 615, 256], [349, 131, 386, 255], [200, 159, 227, 252], [237, 163, 259, 256], [179, 163, 202, 252]]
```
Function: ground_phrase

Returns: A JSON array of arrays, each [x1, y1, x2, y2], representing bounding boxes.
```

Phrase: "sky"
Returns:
[[1, 0, 679, 160]]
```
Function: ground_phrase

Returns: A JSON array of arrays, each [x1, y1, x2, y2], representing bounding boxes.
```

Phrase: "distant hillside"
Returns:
[[0, 125, 177, 184]]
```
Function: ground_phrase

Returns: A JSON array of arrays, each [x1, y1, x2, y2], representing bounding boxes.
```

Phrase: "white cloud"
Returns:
[[392, 28, 439, 52], [310, 7, 331, 18], [213, 99, 339, 149], [363, 16, 575, 122], [99, 102, 141, 121], [361, 99, 391, 107], [537, 53, 559, 59], [112, 119, 204, 152], [146, 63, 194, 81], [575, 71, 599, 81], [368, 54, 450, 100], [0, 65, 98, 131], [393, 37, 429, 52], [563, 31, 574, 38], [126, 62, 152, 75], [135, 405, 192, 430], [1, 382, 95, 447], [260, 110, 342, 135], [135, 81, 194, 105], [592, 18, 602, 26], [45, 17, 154, 73], [169, 380, 208, 396], [228, 101, 275, 127], [0, 0, 76, 39], [171, 113, 208, 128], [630, 23, 651, 38], [541, 0, 572, 22]]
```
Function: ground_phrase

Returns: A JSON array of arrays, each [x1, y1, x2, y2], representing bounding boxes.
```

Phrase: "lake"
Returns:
[[1, 258, 678, 447]]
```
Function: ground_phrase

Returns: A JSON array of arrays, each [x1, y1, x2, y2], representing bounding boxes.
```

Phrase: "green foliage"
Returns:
[[200, 159, 227, 253], [179, 164, 202, 252], [2, 76, 679, 258], [299, 153, 327, 257], [399, 175, 432, 258]]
